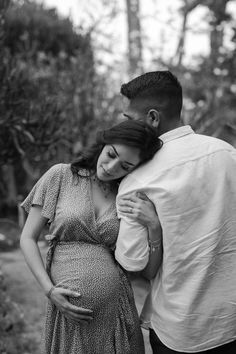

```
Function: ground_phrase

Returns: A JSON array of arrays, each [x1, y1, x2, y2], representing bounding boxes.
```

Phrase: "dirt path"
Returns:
[[0, 247, 152, 354]]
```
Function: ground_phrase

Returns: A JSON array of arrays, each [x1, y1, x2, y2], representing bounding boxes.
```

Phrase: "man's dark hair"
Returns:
[[120, 71, 183, 120]]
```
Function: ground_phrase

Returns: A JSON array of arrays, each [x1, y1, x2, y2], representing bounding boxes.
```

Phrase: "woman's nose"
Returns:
[[107, 160, 119, 174]]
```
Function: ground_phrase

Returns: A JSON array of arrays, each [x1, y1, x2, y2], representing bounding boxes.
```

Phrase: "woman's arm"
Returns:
[[118, 192, 163, 280], [20, 206, 53, 294], [20, 206, 93, 323], [142, 221, 163, 280]]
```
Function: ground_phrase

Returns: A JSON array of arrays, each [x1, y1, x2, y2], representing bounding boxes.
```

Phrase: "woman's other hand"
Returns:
[[49, 287, 93, 324], [118, 192, 160, 229]]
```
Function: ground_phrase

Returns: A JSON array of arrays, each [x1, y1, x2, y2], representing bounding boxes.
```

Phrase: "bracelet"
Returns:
[[46, 285, 56, 299], [149, 239, 161, 247], [149, 239, 161, 253]]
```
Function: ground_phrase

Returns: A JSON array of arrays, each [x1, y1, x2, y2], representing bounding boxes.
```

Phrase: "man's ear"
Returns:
[[147, 109, 161, 128]]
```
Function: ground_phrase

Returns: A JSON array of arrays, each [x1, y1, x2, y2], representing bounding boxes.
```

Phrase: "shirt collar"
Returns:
[[159, 125, 194, 144]]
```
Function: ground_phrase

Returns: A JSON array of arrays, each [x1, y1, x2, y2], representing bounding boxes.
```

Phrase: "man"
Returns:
[[115, 71, 236, 353]]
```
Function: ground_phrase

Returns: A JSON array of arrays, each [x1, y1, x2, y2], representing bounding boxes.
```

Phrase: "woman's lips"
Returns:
[[102, 166, 112, 177]]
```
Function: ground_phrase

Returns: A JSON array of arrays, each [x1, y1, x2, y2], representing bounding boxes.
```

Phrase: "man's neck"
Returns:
[[159, 118, 183, 136]]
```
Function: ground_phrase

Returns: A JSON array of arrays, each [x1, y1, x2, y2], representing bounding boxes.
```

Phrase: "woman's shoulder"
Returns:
[[46, 163, 91, 180], [48, 163, 91, 185], [42, 163, 72, 183], [48, 163, 71, 174]]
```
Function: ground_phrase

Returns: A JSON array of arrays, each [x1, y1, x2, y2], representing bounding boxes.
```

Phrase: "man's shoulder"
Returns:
[[118, 133, 236, 194], [194, 133, 235, 149], [118, 170, 143, 194], [118, 158, 160, 194]]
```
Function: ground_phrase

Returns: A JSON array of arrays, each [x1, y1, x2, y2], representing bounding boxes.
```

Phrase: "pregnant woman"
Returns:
[[20, 120, 162, 354]]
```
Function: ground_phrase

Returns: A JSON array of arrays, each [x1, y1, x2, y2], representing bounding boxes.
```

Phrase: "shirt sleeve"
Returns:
[[114, 175, 150, 271], [21, 164, 63, 223]]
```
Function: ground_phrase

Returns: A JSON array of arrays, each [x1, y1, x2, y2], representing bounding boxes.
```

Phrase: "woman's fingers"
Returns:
[[59, 288, 81, 298], [136, 192, 150, 201], [119, 206, 140, 217], [65, 307, 93, 321], [51, 287, 94, 322], [71, 306, 93, 315], [119, 196, 140, 207], [121, 191, 149, 200], [61, 298, 93, 317], [119, 200, 134, 208], [120, 193, 139, 202], [119, 206, 134, 212], [119, 193, 150, 207], [64, 310, 93, 323], [119, 198, 146, 214]]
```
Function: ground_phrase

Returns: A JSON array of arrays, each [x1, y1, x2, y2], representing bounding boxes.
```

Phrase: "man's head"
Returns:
[[120, 70, 183, 135]]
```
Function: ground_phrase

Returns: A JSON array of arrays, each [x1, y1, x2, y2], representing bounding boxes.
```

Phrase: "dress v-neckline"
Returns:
[[88, 178, 116, 224]]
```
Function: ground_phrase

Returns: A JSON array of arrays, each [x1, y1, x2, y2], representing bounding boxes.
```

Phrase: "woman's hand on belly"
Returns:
[[50, 287, 94, 323]]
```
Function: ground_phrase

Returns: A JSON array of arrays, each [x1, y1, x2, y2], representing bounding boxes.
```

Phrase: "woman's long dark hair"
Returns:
[[71, 120, 162, 179]]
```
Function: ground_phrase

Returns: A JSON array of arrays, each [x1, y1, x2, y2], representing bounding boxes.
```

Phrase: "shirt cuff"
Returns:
[[115, 249, 148, 271]]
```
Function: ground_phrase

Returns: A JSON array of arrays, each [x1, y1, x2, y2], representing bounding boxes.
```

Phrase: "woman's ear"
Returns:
[[147, 109, 161, 128]]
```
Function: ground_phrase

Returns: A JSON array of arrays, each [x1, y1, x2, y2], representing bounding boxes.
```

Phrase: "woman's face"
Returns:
[[96, 143, 141, 181]]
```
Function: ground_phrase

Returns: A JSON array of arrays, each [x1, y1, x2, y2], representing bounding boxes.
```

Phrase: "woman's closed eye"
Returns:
[[107, 151, 116, 158], [121, 164, 132, 172], [107, 147, 135, 172]]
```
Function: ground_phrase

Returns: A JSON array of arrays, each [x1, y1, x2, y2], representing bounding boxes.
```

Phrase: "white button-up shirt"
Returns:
[[115, 125, 236, 352]]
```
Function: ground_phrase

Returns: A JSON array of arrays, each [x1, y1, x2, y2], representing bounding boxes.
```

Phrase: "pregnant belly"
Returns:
[[50, 242, 120, 311]]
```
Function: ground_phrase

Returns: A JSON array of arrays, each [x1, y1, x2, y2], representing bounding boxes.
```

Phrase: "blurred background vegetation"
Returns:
[[0, 0, 235, 352], [0, 0, 236, 221]]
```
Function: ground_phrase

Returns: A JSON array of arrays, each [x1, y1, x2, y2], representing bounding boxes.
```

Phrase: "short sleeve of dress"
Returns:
[[21, 164, 64, 223]]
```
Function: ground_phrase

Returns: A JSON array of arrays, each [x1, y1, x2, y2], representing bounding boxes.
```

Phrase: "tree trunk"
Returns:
[[207, 0, 229, 69], [1, 164, 18, 208], [175, 0, 205, 66], [175, 8, 188, 67], [125, 0, 143, 76]]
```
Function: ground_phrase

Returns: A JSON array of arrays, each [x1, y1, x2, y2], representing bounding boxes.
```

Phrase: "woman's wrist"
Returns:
[[148, 219, 162, 251], [45, 284, 56, 299], [148, 238, 162, 254], [148, 219, 161, 232]]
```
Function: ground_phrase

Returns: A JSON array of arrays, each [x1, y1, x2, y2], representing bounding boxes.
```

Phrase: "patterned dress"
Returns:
[[21, 163, 145, 354]]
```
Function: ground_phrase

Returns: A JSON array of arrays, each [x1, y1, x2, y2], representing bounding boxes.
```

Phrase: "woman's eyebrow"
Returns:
[[111, 145, 135, 166]]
